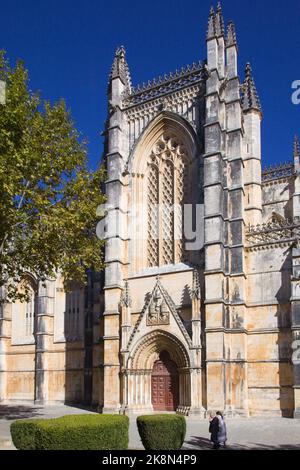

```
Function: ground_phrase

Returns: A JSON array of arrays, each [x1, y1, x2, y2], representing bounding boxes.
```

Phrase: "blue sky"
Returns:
[[0, 0, 299, 169]]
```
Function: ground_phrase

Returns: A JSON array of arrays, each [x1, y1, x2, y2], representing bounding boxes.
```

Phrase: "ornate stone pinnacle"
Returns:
[[294, 135, 300, 160], [109, 45, 132, 91], [245, 62, 252, 80], [117, 45, 125, 58], [241, 63, 262, 114], [215, 2, 225, 37], [120, 281, 132, 308], [226, 20, 237, 46], [207, 6, 216, 40], [191, 269, 201, 300]]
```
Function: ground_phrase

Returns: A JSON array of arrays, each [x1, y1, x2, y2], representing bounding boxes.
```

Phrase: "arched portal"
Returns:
[[124, 331, 191, 413], [151, 351, 179, 411]]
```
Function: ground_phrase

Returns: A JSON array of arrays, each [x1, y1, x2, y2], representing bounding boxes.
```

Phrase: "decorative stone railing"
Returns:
[[122, 61, 205, 107], [246, 218, 300, 246], [262, 162, 294, 182]]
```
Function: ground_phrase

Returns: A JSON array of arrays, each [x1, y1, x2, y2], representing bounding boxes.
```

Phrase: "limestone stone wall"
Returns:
[[0, 275, 89, 405], [1, 5, 300, 418], [262, 179, 293, 221]]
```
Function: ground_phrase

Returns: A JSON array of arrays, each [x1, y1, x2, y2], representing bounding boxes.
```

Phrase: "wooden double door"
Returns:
[[151, 351, 179, 411]]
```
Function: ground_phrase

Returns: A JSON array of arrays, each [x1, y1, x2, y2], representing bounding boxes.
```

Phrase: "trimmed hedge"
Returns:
[[137, 414, 186, 450], [10, 419, 44, 450], [11, 414, 129, 450]]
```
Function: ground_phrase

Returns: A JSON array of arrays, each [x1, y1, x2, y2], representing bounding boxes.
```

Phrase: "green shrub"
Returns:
[[137, 414, 186, 450], [10, 419, 44, 450], [11, 414, 129, 450]]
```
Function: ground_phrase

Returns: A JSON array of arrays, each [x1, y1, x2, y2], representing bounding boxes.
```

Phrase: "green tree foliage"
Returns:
[[0, 51, 106, 301]]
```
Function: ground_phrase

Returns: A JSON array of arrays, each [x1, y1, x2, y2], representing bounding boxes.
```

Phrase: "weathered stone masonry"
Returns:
[[1, 3, 300, 418]]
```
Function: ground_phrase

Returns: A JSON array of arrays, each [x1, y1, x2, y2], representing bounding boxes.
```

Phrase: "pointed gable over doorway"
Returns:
[[127, 276, 192, 351]]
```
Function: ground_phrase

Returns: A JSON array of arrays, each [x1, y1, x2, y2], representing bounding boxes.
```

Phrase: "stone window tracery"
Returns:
[[65, 285, 84, 341], [25, 286, 35, 337], [147, 133, 190, 267], [11, 276, 37, 345], [147, 164, 159, 267]]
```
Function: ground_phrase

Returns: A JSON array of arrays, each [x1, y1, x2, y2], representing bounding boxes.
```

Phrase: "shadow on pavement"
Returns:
[[63, 403, 96, 413], [183, 436, 212, 449], [0, 405, 43, 421], [183, 435, 300, 450]]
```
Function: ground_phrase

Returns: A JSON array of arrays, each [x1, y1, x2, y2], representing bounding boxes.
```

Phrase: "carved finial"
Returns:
[[109, 45, 132, 92], [191, 269, 201, 300], [120, 281, 132, 308], [207, 6, 216, 40], [245, 62, 252, 80], [294, 135, 300, 158], [294, 135, 300, 167], [241, 63, 262, 114], [226, 20, 237, 47], [215, 2, 225, 37]]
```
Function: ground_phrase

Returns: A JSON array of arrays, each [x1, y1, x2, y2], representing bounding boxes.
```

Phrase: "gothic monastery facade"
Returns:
[[1, 4, 300, 418]]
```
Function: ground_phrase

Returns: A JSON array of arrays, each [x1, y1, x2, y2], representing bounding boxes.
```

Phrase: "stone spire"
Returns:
[[294, 135, 300, 166], [226, 20, 237, 46], [241, 63, 262, 114], [215, 2, 225, 37], [109, 46, 132, 91], [207, 6, 216, 40], [294, 135, 300, 158]]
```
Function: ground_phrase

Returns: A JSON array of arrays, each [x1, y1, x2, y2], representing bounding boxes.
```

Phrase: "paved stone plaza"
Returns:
[[0, 404, 300, 450]]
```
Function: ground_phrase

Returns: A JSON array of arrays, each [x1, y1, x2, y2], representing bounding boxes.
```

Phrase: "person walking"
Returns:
[[208, 411, 220, 449], [216, 411, 227, 448]]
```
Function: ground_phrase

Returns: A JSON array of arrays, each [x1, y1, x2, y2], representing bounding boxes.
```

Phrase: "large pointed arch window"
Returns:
[[147, 133, 190, 267]]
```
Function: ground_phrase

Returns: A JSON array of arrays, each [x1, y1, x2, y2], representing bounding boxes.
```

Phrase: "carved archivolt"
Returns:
[[128, 330, 190, 370]]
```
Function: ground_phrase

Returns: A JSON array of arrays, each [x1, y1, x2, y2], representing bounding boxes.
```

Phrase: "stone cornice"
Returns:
[[206, 326, 291, 336], [124, 83, 203, 119], [246, 218, 300, 249], [262, 161, 294, 183], [246, 240, 294, 251]]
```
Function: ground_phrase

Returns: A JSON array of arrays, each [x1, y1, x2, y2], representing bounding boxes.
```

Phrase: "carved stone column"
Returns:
[[35, 279, 55, 404], [189, 270, 205, 416], [0, 288, 10, 401], [120, 282, 132, 411], [291, 242, 300, 418]]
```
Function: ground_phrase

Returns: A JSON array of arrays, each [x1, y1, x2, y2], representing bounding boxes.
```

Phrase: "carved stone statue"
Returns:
[[147, 288, 170, 326]]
